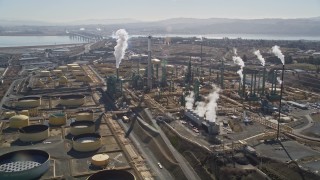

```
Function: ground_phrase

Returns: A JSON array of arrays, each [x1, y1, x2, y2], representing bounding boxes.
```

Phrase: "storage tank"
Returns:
[[91, 154, 109, 167], [59, 76, 68, 86], [75, 75, 91, 82], [19, 110, 29, 116], [72, 70, 83, 76], [28, 108, 38, 117], [48, 112, 67, 126], [67, 63, 79, 69], [59, 94, 85, 107], [72, 133, 101, 152], [152, 58, 161, 64], [57, 66, 68, 72], [0, 150, 50, 180], [4, 111, 16, 119], [52, 69, 63, 77], [87, 170, 135, 180], [71, 66, 81, 70], [40, 71, 50, 77], [76, 112, 94, 121], [19, 125, 49, 142], [9, 115, 29, 128], [70, 121, 95, 136], [16, 96, 41, 108]]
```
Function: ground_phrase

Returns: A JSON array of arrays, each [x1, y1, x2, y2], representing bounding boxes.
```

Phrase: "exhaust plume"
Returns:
[[272, 45, 285, 65], [185, 91, 194, 110], [277, 77, 282, 85], [192, 85, 220, 122], [113, 29, 129, 69], [205, 86, 220, 122], [195, 101, 206, 117], [233, 48, 238, 55], [254, 50, 265, 66], [232, 55, 245, 83]]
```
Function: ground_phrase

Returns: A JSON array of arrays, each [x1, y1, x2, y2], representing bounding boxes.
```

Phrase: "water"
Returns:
[[0, 36, 86, 47], [1, 34, 320, 48], [130, 34, 320, 41]]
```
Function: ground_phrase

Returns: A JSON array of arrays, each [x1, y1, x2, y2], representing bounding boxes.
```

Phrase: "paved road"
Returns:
[[291, 115, 320, 142], [118, 120, 174, 180], [145, 110, 201, 180], [0, 78, 23, 112]]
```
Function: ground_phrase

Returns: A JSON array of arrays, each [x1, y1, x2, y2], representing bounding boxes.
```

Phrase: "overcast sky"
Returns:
[[0, 0, 319, 22]]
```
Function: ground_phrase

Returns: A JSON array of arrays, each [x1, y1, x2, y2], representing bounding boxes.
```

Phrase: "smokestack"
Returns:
[[274, 71, 277, 94], [147, 36, 152, 89], [200, 39, 203, 77], [277, 64, 285, 140], [254, 73, 257, 95], [116, 69, 119, 80], [250, 74, 253, 95], [242, 73, 246, 97], [262, 67, 266, 95]]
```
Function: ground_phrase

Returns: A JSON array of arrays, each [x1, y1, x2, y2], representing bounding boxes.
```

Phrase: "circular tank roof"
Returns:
[[0, 150, 50, 180], [18, 96, 40, 101], [60, 94, 85, 100], [49, 112, 65, 117], [70, 121, 94, 128], [9, 115, 29, 121], [87, 170, 135, 180], [19, 124, 48, 134], [72, 133, 101, 143]]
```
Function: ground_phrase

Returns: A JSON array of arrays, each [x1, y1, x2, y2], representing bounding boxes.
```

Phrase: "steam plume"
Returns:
[[113, 29, 129, 68], [233, 48, 238, 55], [254, 50, 265, 66], [272, 45, 285, 65], [191, 85, 220, 122], [195, 101, 206, 117], [205, 86, 220, 122], [232, 55, 245, 83], [185, 91, 194, 109], [277, 77, 282, 85]]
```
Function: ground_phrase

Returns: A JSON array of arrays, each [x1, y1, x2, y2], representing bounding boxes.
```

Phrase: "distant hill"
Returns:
[[1, 17, 320, 36]]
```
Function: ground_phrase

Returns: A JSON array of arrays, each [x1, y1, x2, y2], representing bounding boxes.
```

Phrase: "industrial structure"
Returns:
[[1, 34, 320, 180]]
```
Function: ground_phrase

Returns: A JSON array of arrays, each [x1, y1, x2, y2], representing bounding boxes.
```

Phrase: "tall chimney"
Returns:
[[261, 67, 266, 95], [116, 68, 119, 80], [147, 36, 152, 89]]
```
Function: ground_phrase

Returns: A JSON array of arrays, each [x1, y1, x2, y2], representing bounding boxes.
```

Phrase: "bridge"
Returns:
[[68, 31, 103, 43]]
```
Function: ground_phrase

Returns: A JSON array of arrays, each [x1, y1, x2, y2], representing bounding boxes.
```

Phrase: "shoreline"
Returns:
[[0, 43, 87, 50]]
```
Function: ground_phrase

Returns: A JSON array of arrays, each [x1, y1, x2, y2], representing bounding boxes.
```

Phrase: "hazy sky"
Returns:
[[0, 0, 319, 22]]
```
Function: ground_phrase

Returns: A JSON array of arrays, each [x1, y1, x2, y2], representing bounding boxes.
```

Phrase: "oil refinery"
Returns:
[[0, 28, 320, 180]]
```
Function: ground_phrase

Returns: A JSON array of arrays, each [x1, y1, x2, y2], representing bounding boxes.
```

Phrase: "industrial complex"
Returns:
[[0, 28, 320, 180]]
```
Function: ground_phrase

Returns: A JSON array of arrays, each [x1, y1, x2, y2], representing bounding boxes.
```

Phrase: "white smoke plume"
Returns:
[[277, 77, 282, 85], [232, 56, 245, 83], [194, 101, 206, 117], [191, 85, 220, 122], [113, 29, 129, 68], [233, 48, 238, 55], [272, 45, 285, 65], [185, 91, 194, 110], [254, 50, 265, 66], [205, 87, 220, 122]]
